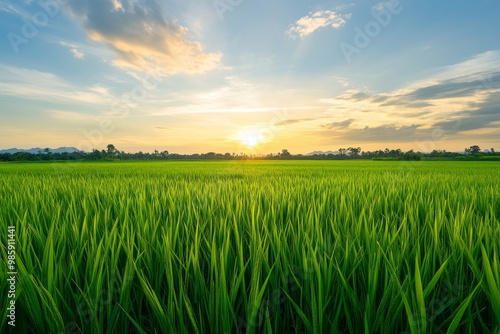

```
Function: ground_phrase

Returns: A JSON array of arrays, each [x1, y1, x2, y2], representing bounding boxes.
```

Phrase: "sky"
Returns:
[[0, 0, 499, 154]]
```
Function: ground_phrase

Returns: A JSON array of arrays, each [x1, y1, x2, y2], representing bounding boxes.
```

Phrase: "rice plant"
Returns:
[[1, 161, 499, 333]]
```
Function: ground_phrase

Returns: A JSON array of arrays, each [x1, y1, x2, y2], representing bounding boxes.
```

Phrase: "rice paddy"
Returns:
[[1, 160, 499, 333]]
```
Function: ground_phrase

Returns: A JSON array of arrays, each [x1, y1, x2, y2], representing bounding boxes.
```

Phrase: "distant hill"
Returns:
[[0, 147, 80, 154], [306, 150, 339, 156]]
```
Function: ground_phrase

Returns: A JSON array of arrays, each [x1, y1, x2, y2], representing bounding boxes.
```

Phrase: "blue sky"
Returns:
[[1, 0, 499, 154]]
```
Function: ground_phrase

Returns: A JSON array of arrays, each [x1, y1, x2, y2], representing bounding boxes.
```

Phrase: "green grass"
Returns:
[[1, 160, 499, 333]]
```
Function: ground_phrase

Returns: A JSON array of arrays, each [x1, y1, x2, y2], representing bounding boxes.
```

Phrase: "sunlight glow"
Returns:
[[237, 130, 264, 148]]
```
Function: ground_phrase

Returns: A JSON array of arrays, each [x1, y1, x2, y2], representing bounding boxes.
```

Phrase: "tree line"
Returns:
[[1, 144, 498, 162]]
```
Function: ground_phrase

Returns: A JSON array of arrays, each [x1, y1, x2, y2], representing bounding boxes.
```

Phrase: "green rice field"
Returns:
[[1, 161, 499, 333]]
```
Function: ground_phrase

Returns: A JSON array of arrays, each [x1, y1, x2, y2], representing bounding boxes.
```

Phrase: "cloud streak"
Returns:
[[274, 118, 316, 126], [59, 41, 85, 59], [339, 124, 426, 142], [321, 119, 355, 129], [0, 65, 113, 106]]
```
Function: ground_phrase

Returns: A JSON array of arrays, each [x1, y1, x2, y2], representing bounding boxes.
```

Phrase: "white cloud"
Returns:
[[334, 77, 350, 87], [62, 0, 223, 75], [59, 41, 85, 59], [287, 10, 351, 39], [372, 0, 400, 12], [111, 0, 124, 12]]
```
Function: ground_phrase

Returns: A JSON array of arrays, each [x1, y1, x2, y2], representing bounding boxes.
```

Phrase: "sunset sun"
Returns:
[[237, 130, 264, 148]]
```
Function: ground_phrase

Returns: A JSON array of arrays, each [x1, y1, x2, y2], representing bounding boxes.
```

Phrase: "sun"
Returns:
[[237, 130, 264, 148]]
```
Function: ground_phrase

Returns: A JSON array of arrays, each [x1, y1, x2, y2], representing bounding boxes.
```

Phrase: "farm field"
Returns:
[[1, 160, 499, 333]]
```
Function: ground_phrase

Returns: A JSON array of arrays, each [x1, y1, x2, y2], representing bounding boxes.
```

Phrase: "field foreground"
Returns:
[[1, 161, 499, 333]]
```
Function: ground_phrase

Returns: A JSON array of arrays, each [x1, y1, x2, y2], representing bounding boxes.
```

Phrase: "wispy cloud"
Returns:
[[0, 1, 29, 18], [335, 77, 350, 87], [59, 41, 85, 59], [321, 119, 355, 129], [62, 0, 223, 75], [339, 124, 426, 142], [149, 76, 299, 116], [287, 10, 351, 39], [372, 0, 401, 12], [319, 51, 500, 143], [48, 110, 100, 122], [274, 118, 316, 126], [0, 65, 113, 106]]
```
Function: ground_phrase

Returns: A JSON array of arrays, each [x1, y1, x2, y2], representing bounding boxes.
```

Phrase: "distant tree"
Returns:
[[465, 145, 481, 155], [280, 149, 291, 158], [107, 144, 118, 158], [348, 147, 361, 157], [90, 149, 102, 160], [430, 150, 444, 157], [394, 149, 402, 158], [0, 153, 11, 162], [338, 148, 347, 156], [402, 150, 421, 161]]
